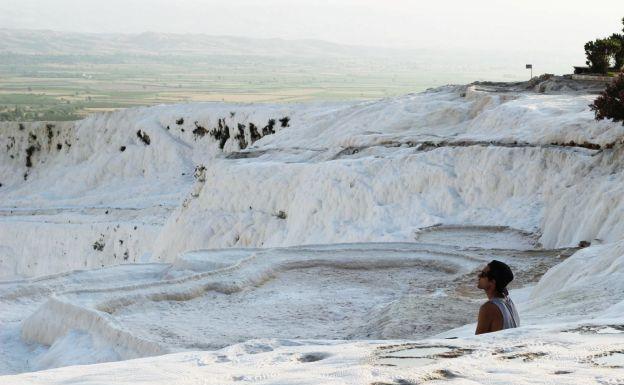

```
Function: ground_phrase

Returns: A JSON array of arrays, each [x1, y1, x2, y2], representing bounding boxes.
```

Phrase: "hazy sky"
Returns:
[[1, 0, 623, 53]]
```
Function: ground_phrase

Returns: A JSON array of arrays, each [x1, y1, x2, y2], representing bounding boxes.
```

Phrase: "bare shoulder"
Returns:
[[476, 301, 502, 334], [480, 302, 504, 322], [479, 302, 503, 320], [479, 302, 499, 314]]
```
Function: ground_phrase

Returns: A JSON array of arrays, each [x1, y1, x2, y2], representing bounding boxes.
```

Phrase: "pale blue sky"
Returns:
[[1, 0, 623, 53]]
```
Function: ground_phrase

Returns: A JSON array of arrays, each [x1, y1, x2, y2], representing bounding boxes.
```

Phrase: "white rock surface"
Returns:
[[1, 82, 624, 384]]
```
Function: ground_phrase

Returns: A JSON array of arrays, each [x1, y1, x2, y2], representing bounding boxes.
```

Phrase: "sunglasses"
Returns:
[[478, 270, 489, 279]]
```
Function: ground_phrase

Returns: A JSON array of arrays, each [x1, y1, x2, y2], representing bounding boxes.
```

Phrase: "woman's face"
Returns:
[[477, 265, 493, 290]]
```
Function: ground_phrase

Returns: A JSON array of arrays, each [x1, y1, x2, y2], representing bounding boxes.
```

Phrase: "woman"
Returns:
[[475, 260, 520, 334]]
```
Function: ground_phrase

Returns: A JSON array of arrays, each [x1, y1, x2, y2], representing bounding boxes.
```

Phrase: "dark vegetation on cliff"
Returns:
[[591, 74, 624, 125], [180, 115, 290, 150]]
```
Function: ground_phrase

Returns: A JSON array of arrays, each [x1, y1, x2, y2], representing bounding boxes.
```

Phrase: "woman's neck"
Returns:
[[486, 289, 505, 300]]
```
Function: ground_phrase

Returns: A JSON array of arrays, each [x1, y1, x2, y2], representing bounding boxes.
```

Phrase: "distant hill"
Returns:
[[0, 28, 405, 58]]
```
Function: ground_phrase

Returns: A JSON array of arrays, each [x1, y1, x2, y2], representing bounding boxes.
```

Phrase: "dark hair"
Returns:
[[487, 260, 514, 296]]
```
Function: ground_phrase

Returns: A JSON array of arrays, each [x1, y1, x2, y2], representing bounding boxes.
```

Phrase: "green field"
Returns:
[[0, 52, 452, 121]]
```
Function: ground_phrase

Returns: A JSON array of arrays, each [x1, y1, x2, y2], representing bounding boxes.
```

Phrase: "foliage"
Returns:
[[585, 38, 616, 73], [585, 17, 624, 73], [610, 33, 624, 70], [590, 74, 624, 125]]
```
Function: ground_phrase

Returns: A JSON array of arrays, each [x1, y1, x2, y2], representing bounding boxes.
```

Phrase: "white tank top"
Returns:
[[489, 296, 520, 329]]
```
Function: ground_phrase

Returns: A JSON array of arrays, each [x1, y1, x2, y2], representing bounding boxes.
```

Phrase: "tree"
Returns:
[[590, 74, 624, 125], [584, 17, 624, 73], [611, 33, 624, 70], [585, 38, 614, 73], [613, 17, 624, 70]]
